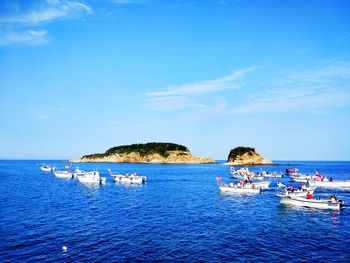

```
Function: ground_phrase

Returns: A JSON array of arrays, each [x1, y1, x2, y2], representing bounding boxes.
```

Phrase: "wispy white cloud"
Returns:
[[145, 62, 350, 122], [0, 0, 92, 24], [229, 62, 350, 114], [0, 30, 48, 46], [146, 67, 255, 111], [230, 87, 350, 114], [30, 107, 64, 120], [278, 61, 350, 86], [0, 0, 92, 46], [148, 67, 255, 97]]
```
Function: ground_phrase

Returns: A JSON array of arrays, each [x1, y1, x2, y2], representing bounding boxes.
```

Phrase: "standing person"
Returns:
[[306, 191, 313, 199]]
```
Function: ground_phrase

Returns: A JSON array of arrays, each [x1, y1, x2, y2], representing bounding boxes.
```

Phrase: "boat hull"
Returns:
[[77, 172, 101, 184], [41, 166, 52, 172], [279, 196, 344, 210], [243, 181, 270, 189], [54, 171, 72, 179], [219, 186, 261, 194], [308, 180, 350, 188], [112, 175, 147, 184]]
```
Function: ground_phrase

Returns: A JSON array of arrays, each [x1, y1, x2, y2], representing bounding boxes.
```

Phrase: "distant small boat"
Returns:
[[41, 165, 52, 172], [278, 195, 344, 210], [54, 170, 73, 179], [77, 171, 106, 184], [286, 168, 299, 176], [109, 169, 147, 184]]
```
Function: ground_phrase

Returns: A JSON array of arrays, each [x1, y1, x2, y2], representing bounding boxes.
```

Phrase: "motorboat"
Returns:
[[276, 186, 316, 197], [109, 169, 147, 184], [73, 168, 85, 178], [219, 184, 261, 194], [230, 167, 252, 176], [77, 171, 106, 184], [290, 174, 314, 182], [239, 181, 270, 189], [278, 195, 344, 210], [262, 171, 283, 178], [286, 168, 299, 176], [41, 165, 52, 172], [308, 178, 350, 189], [53, 169, 73, 179], [216, 176, 261, 194]]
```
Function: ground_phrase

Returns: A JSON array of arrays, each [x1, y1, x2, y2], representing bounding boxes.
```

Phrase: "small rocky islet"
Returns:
[[226, 146, 272, 165], [71, 142, 214, 164]]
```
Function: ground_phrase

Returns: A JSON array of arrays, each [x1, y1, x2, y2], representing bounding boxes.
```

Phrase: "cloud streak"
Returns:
[[229, 62, 350, 114], [0, 0, 92, 46], [0, 30, 48, 46], [146, 67, 255, 111], [145, 62, 350, 122]]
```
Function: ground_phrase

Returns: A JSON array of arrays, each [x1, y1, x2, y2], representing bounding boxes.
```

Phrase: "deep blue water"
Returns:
[[1, 160, 350, 262]]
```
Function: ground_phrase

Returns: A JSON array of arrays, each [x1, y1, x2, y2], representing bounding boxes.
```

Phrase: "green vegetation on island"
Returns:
[[227, 146, 256, 161], [82, 142, 189, 159]]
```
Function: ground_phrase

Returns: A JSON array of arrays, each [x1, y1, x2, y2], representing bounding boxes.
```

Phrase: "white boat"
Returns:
[[219, 184, 261, 194], [54, 170, 73, 179], [286, 168, 299, 176], [231, 171, 264, 181], [278, 195, 344, 210], [73, 168, 85, 178], [276, 187, 316, 197], [41, 165, 52, 172], [230, 167, 252, 176], [308, 179, 350, 189], [263, 172, 283, 178], [109, 169, 147, 184], [77, 171, 106, 184], [290, 174, 315, 182], [241, 181, 270, 189]]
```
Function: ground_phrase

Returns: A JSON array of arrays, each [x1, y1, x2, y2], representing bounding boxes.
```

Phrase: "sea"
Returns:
[[0, 160, 350, 262]]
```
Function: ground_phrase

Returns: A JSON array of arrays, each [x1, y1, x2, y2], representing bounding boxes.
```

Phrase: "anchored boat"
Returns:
[[109, 169, 147, 184], [41, 165, 52, 172], [53, 169, 73, 179], [77, 171, 106, 184]]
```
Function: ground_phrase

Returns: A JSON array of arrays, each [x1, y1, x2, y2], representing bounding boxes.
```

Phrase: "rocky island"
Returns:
[[226, 146, 272, 165], [71, 142, 214, 164]]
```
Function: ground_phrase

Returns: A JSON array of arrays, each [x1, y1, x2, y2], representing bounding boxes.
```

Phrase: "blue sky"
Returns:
[[0, 0, 350, 160]]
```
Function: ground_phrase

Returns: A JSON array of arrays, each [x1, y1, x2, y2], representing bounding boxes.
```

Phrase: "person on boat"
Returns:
[[329, 177, 333, 182], [239, 180, 244, 187], [329, 195, 337, 203], [301, 182, 307, 190], [229, 182, 234, 188], [306, 191, 313, 199], [125, 173, 129, 178]]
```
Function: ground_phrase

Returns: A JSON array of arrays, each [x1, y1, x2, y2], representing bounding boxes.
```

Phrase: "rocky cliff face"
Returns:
[[71, 150, 214, 164], [227, 146, 272, 165]]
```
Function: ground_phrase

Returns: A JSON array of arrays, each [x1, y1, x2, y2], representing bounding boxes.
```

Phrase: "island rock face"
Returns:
[[226, 146, 272, 165], [71, 142, 214, 164]]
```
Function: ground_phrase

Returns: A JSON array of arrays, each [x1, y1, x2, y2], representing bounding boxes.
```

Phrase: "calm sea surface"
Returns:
[[0, 160, 350, 262]]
